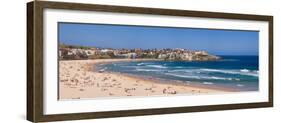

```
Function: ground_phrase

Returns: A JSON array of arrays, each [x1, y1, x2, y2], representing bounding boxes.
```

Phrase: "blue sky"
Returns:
[[59, 22, 259, 55]]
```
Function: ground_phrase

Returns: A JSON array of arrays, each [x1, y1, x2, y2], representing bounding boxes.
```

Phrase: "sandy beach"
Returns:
[[59, 59, 230, 100]]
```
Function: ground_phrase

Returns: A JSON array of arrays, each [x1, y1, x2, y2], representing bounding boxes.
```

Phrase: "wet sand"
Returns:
[[59, 59, 231, 100]]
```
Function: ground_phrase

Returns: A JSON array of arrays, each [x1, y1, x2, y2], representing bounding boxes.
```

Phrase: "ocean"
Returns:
[[96, 56, 259, 91]]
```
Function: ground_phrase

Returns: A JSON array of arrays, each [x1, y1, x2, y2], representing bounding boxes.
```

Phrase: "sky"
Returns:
[[59, 22, 259, 55]]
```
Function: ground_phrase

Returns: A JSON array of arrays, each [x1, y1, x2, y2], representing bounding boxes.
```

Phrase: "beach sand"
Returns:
[[59, 59, 230, 100]]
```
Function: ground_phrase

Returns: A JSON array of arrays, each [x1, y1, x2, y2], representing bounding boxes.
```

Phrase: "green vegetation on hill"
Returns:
[[59, 43, 94, 49]]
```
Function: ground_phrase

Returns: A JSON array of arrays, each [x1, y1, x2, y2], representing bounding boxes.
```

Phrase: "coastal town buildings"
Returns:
[[59, 44, 220, 61]]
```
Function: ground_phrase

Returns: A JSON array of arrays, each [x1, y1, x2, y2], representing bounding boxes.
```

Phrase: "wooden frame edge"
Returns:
[[27, 1, 45, 122], [268, 16, 274, 107], [27, 1, 34, 122], [27, 1, 274, 122]]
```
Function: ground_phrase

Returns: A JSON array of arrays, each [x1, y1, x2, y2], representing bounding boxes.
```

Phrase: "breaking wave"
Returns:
[[200, 68, 258, 77], [164, 73, 234, 80], [146, 65, 168, 69], [136, 68, 162, 72]]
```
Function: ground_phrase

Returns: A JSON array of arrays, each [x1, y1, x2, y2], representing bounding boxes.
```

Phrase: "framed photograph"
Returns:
[[27, 1, 273, 122]]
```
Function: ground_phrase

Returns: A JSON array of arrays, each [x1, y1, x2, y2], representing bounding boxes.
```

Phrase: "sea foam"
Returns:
[[136, 68, 162, 72], [146, 65, 168, 69], [200, 68, 258, 77], [165, 73, 233, 80]]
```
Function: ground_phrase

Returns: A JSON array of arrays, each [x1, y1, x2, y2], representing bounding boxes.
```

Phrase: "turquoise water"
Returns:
[[96, 56, 259, 91]]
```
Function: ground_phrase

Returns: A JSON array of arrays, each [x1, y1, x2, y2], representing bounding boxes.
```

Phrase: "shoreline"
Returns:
[[119, 73, 241, 92], [92, 59, 240, 91], [59, 59, 233, 100]]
